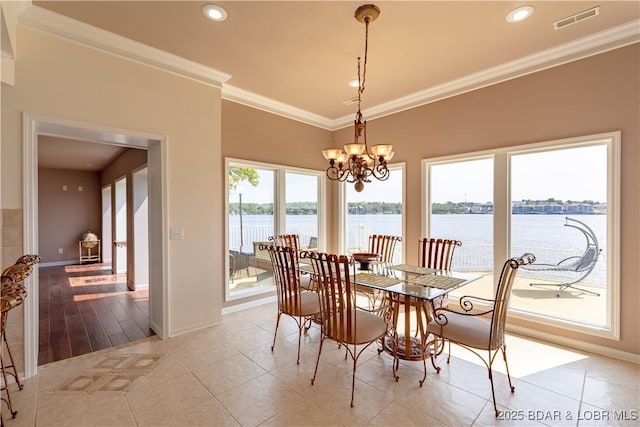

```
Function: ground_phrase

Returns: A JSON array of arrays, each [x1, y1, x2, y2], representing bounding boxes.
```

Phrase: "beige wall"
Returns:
[[38, 168, 102, 263], [1, 26, 223, 342], [101, 148, 147, 187], [333, 44, 640, 356]]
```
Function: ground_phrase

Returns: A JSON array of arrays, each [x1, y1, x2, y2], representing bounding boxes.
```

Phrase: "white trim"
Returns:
[[507, 324, 639, 365], [38, 260, 77, 268], [169, 319, 224, 338], [18, 5, 231, 88], [222, 295, 277, 316], [17, 5, 638, 131], [332, 20, 640, 129], [222, 85, 332, 130], [22, 114, 39, 379], [22, 113, 169, 378]]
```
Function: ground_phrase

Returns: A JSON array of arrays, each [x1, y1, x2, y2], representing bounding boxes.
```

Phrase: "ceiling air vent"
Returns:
[[554, 6, 600, 30]]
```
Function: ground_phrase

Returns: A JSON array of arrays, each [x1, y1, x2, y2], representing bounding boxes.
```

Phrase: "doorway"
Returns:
[[23, 113, 167, 377]]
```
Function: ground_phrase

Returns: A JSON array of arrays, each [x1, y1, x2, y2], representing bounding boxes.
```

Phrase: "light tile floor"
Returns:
[[3, 302, 639, 426]]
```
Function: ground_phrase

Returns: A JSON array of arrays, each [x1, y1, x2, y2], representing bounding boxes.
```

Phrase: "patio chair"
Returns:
[[301, 250, 392, 407], [427, 253, 536, 417], [523, 217, 602, 296], [262, 244, 320, 364]]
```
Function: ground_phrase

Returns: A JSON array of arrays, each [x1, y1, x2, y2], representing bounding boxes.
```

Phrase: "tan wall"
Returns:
[[1, 26, 223, 342], [38, 168, 101, 263], [333, 44, 640, 356], [101, 148, 147, 187]]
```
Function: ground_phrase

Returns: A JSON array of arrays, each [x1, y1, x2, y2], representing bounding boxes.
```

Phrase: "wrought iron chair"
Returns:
[[522, 217, 601, 296], [269, 234, 314, 290], [301, 250, 392, 407], [427, 253, 535, 417], [262, 244, 320, 364], [413, 238, 463, 336], [356, 234, 403, 309], [1, 259, 36, 419]]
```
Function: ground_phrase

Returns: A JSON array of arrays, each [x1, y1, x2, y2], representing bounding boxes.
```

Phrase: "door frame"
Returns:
[[22, 112, 168, 378]]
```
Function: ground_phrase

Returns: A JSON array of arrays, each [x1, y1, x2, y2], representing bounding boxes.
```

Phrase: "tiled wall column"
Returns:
[[2, 208, 26, 377]]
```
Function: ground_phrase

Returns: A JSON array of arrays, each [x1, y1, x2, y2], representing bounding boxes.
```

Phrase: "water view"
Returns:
[[228, 213, 606, 286]]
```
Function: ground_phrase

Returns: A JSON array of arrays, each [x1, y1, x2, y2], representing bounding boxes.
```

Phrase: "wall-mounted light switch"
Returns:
[[169, 228, 184, 240], [62, 185, 68, 191], [78, 186, 83, 192], [58, 248, 64, 254]]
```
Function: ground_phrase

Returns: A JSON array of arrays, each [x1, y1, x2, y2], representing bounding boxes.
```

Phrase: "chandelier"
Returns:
[[322, 4, 393, 192]]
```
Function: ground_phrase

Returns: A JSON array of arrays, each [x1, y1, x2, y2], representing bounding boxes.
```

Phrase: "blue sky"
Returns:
[[232, 144, 607, 205]]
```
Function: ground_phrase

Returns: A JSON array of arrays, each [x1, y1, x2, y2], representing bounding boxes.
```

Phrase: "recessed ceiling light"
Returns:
[[202, 4, 227, 22], [348, 79, 360, 88], [506, 6, 534, 23]]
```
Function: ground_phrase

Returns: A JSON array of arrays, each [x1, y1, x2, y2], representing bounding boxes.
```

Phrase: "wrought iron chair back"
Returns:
[[418, 238, 462, 270], [368, 234, 402, 263]]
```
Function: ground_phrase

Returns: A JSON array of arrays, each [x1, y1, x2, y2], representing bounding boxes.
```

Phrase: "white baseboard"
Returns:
[[38, 260, 77, 267], [507, 324, 640, 364], [221, 295, 277, 315]]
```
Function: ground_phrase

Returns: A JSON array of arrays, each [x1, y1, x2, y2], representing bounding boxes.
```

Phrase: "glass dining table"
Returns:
[[300, 260, 481, 386]]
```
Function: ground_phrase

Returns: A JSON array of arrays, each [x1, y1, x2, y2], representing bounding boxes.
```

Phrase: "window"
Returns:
[[341, 163, 405, 263], [509, 144, 610, 328], [424, 132, 620, 338], [226, 159, 325, 300]]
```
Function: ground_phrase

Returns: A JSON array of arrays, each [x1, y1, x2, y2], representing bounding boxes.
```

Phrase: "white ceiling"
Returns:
[[21, 1, 640, 170]]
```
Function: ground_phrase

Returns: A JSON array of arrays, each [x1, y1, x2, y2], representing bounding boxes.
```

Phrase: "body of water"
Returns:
[[229, 214, 606, 285]]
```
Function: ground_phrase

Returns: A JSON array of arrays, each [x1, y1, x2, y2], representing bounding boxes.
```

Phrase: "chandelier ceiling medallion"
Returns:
[[322, 4, 393, 192]]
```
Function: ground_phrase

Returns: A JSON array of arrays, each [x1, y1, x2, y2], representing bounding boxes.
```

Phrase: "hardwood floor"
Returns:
[[38, 263, 153, 365]]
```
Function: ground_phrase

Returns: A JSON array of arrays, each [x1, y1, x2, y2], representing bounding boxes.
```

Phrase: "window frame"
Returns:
[[338, 162, 407, 262], [422, 132, 621, 340], [224, 157, 326, 302]]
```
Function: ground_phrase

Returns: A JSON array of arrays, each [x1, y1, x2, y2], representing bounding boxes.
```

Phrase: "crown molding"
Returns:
[[17, 5, 639, 130], [18, 5, 231, 88], [330, 19, 640, 130], [221, 85, 333, 130]]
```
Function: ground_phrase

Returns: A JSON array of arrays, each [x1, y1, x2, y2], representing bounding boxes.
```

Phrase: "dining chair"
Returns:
[[426, 253, 536, 417], [417, 237, 463, 313], [418, 238, 462, 271], [269, 234, 314, 290], [356, 234, 403, 309], [301, 250, 392, 407], [369, 234, 402, 263], [262, 244, 320, 364]]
